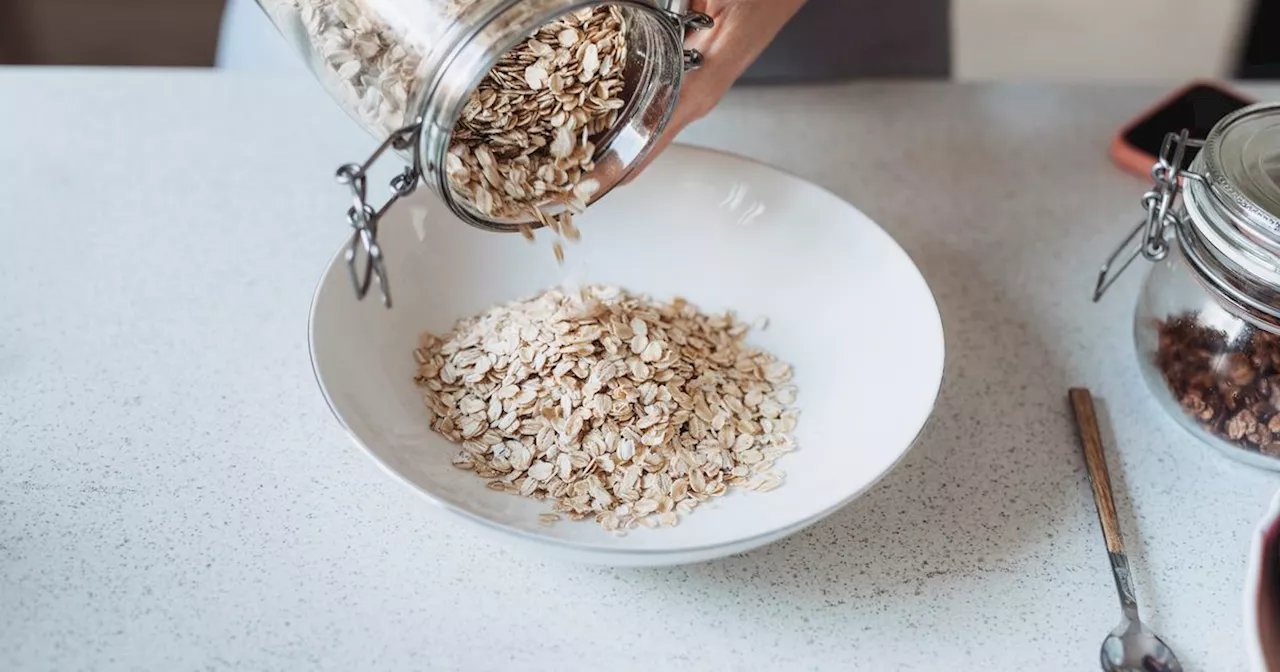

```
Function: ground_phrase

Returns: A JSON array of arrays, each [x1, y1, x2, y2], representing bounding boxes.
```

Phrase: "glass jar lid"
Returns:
[[1092, 101, 1280, 313], [1200, 102, 1280, 247]]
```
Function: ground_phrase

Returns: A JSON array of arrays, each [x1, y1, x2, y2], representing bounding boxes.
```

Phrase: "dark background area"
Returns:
[[0, 0, 225, 66], [0, 0, 1274, 79], [1240, 0, 1280, 79]]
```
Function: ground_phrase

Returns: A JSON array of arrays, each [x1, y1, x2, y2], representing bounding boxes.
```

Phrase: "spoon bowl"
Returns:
[[1101, 619, 1183, 672]]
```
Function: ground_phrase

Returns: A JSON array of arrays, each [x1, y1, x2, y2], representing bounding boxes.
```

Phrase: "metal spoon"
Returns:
[[1070, 389, 1184, 672]]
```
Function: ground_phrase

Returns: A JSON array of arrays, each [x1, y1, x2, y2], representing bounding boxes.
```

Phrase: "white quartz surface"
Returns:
[[2, 69, 1279, 671]]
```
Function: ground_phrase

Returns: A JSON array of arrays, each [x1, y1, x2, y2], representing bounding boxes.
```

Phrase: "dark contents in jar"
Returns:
[[1155, 313, 1280, 458]]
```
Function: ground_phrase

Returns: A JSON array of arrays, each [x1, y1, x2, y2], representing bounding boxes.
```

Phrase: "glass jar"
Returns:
[[255, 0, 709, 305], [1096, 102, 1280, 471]]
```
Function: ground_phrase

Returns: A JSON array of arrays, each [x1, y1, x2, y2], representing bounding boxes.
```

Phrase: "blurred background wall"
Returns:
[[0, 0, 1273, 81], [0, 0, 226, 66], [954, 0, 1255, 81]]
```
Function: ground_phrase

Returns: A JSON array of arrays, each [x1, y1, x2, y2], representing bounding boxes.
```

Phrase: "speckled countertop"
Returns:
[[3, 69, 1279, 671]]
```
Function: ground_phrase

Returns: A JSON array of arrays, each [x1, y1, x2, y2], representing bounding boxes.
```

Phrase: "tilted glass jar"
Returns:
[[1096, 102, 1280, 471], [255, 0, 710, 306]]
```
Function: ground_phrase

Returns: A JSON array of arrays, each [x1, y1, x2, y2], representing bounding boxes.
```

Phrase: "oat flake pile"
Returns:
[[413, 286, 801, 531]]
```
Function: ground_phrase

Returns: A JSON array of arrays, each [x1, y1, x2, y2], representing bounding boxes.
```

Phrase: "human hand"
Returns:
[[629, 0, 809, 179]]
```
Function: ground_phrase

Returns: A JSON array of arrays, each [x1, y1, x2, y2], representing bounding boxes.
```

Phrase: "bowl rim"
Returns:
[[306, 143, 947, 557], [1244, 488, 1280, 671]]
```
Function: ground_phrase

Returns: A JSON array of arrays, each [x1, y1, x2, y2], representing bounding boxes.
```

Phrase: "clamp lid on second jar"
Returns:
[[1096, 102, 1280, 308]]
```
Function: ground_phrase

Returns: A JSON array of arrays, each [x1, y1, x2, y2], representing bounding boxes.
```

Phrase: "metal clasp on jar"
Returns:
[[1093, 130, 1211, 302], [334, 123, 423, 309], [663, 0, 713, 70]]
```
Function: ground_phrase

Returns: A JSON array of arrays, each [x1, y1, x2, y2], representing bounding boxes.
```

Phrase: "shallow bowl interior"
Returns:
[[309, 145, 945, 557]]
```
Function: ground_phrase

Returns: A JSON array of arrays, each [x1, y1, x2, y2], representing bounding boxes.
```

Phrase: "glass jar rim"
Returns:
[[1175, 104, 1280, 325], [412, 0, 687, 232], [1176, 196, 1280, 330]]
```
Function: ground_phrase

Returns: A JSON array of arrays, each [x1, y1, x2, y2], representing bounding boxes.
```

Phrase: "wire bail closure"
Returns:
[[335, 123, 422, 309], [675, 9, 713, 71], [1093, 130, 1208, 302]]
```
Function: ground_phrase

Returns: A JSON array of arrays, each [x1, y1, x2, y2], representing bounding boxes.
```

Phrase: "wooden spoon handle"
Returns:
[[1069, 388, 1126, 554]]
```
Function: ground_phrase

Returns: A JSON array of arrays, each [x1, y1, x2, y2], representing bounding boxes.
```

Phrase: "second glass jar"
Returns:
[[1101, 103, 1280, 471]]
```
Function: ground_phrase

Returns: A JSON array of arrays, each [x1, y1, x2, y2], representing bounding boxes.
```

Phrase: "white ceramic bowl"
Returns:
[[309, 145, 945, 566], [1246, 489, 1280, 671]]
